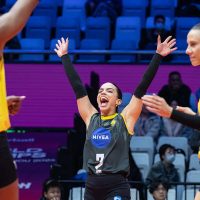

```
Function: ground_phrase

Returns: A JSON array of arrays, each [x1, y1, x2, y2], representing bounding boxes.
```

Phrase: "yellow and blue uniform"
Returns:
[[0, 57, 17, 188], [0, 57, 10, 132]]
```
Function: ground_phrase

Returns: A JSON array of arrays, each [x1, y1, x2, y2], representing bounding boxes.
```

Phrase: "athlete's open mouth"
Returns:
[[100, 96, 109, 106]]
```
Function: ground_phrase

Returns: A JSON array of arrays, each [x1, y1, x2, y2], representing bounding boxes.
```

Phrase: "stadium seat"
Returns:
[[77, 39, 106, 63], [131, 152, 151, 180], [62, 0, 86, 31], [130, 136, 155, 166], [150, 0, 176, 18], [49, 38, 76, 62], [68, 187, 85, 200], [172, 39, 190, 64], [122, 0, 149, 26], [130, 188, 140, 200], [118, 92, 132, 112], [5, 0, 15, 9], [32, 0, 58, 27], [189, 154, 200, 171], [25, 16, 52, 48], [108, 39, 137, 63], [186, 170, 200, 188], [176, 17, 200, 40], [182, 189, 199, 200], [85, 17, 111, 49], [19, 38, 45, 61], [115, 17, 141, 48], [56, 16, 81, 48]]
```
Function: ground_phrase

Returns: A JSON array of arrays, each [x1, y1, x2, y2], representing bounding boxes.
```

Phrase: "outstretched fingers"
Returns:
[[170, 46, 178, 53], [164, 35, 172, 43], [157, 35, 161, 45], [168, 38, 176, 46], [57, 39, 62, 47]]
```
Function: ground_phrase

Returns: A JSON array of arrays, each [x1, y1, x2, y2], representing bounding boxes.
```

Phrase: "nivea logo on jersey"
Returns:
[[91, 127, 111, 148]]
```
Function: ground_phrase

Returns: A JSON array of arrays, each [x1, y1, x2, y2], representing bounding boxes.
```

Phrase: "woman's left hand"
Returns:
[[156, 35, 177, 57]]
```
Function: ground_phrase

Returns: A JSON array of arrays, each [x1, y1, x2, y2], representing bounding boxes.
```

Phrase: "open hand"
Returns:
[[54, 37, 69, 57], [142, 94, 173, 118], [156, 35, 177, 57], [7, 95, 26, 115]]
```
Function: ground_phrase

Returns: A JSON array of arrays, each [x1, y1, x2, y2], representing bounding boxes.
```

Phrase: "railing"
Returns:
[[2, 49, 189, 64], [58, 180, 200, 200]]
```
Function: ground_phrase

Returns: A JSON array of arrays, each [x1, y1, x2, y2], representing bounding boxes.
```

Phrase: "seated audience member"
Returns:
[[177, 0, 199, 16], [85, 0, 122, 38], [188, 129, 200, 153], [134, 105, 161, 142], [149, 181, 168, 200], [40, 179, 63, 200], [144, 15, 172, 50], [85, 0, 121, 20], [158, 71, 192, 108], [146, 144, 179, 186], [160, 100, 194, 139]]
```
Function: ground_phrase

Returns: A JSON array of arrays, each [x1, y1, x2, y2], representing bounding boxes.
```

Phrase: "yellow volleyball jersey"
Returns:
[[198, 99, 200, 115], [0, 57, 10, 132]]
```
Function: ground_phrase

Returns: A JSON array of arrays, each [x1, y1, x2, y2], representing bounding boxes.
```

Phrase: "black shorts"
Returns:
[[84, 174, 130, 200], [0, 133, 17, 188]]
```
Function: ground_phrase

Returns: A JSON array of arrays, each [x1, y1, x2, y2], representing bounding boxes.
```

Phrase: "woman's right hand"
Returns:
[[54, 37, 69, 57]]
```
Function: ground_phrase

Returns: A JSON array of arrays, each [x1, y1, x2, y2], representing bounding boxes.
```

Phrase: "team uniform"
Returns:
[[0, 57, 17, 187], [83, 113, 132, 200]]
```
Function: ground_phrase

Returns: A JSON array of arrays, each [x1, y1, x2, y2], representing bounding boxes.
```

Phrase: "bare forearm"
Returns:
[[0, 0, 38, 47]]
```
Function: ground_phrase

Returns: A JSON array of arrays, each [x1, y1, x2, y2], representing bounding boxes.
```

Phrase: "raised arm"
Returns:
[[0, 0, 39, 50], [54, 38, 98, 127], [122, 35, 177, 132]]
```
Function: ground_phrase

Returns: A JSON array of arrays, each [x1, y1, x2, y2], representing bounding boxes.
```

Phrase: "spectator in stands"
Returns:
[[177, 0, 199, 16], [85, 0, 122, 38], [0, 1, 38, 200], [85, 0, 122, 19], [160, 100, 194, 138], [144, 15, 172, 50], [40, 179, 63, 200], [158, 71, 192, 108], [188, 128, 200, 153], [134, 105, 161, 142], [149, 181, 168, 200], [146, 144, 179, 186]]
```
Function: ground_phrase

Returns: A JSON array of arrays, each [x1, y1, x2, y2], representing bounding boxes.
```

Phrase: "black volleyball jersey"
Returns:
[[83, 113, 132, 175]]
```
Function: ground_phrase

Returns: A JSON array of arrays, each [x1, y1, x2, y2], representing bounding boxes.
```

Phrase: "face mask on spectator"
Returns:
[[155, 22, 164, 29], [165, 153, 175, 163]]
